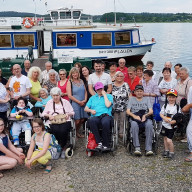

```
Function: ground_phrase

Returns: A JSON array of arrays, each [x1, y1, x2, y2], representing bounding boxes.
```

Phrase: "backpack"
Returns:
[[153, 97, 162, 121], [34, 132, 62, 160]]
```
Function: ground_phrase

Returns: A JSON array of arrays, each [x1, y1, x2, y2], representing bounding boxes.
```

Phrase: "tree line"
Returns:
[[1, 11, 192, 23]]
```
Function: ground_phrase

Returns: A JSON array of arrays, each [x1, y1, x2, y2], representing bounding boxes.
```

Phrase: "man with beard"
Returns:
[[88, 60, 112, 95]]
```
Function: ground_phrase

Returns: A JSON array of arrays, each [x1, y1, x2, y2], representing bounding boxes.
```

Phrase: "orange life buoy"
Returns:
[[23, 17, 34, 28]]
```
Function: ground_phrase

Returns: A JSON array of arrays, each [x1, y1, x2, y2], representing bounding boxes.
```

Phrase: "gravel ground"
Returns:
[[65, 135, 192, 192]]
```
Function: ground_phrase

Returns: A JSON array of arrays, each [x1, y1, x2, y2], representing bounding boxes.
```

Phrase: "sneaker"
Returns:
[[60, 150, 65, 159], [146, 151, 154, 156], [162, 151, 169, 158], [168, 153, 175, 159], [14, 141, 19, 146], [102, 146, 110, 151], [134, 149, 142, 156], [181, 138, 187, 143], [95, 143, 103, 150]]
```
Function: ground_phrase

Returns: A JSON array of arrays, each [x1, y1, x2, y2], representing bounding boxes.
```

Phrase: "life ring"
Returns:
[[23, 17, 34, 28]]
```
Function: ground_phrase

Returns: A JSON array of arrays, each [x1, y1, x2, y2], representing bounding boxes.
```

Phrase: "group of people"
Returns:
[[0, 57, 192, 178]]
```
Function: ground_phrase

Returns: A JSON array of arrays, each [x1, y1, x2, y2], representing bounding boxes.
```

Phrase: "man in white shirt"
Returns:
[[9, 64, 32, 105], [88, 60, 112, 96], [41, 61, 60, 85]]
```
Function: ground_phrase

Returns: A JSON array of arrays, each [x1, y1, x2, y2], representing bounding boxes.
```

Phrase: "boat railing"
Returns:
[[32, 15, 93, 26]]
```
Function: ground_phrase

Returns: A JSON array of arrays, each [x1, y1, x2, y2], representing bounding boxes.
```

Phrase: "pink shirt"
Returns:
[[42, 98, 75, 121]]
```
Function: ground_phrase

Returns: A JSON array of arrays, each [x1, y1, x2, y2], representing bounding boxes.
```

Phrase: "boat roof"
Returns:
[[0, 25, 139, 32], [47, 7, 83, 12]]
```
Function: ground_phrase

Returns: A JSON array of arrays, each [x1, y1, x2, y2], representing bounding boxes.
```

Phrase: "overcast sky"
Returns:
[[1, 0, 192, 15]]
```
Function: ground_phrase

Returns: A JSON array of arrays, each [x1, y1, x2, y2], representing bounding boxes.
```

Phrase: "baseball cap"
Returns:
[[135, 85, 144, 91], [94, 82, 104, 90], [167, 89, 178, 97]]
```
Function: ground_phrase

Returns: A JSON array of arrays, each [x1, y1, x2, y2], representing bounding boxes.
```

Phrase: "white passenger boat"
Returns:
[[0, 7, 155, 63]]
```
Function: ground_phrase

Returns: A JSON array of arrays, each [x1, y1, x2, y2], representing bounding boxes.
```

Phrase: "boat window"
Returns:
[[92, 33, 111, 46], [57, 33, 76, 47], [51, 11, 59, 20], [115, 32, 130, 45], [14, 34, 35, 48], [0, 34, 11, 48], [60, 12, 71, 19], [132, 30, 139, 44], [73, 11, 80, 19]]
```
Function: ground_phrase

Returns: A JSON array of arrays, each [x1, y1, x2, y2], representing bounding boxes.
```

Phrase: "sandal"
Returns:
[[0, 172, 3, 178], [185, 154, 192, 162], [44, 164, 52, 174]]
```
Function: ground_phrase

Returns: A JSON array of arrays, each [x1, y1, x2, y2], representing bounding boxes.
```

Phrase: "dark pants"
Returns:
[[89, 116, 112, 147], [50, 121, 71, 148], [0, 112, 8, 125]]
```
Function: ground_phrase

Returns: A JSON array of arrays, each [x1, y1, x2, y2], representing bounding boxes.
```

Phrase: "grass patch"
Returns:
[[182, 162, 192, 167], [68, 185, 74, 188]]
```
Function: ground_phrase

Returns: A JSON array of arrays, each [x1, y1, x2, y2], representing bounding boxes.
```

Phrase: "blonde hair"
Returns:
[[68, 67, 80, 81], [28, 66, 41, 81], [128, 66, 136, 72]]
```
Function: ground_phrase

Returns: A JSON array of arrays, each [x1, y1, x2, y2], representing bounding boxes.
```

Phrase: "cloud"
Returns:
[[0, 0, 192, 15]]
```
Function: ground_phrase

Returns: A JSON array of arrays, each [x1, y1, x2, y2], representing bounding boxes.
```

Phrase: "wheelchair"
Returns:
[[8, 116, 34, 154], [44, 117, 76, 158], [125, 116, 159, 155], [85, 116, 118, 157]]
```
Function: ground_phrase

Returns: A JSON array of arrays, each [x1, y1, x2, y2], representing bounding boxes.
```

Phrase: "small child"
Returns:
[[10, 97, 33, 145], [160, 89, 181, 159]]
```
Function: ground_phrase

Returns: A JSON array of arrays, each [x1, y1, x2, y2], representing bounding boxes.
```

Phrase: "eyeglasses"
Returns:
[[33, 126, 41, 129], [0, 124, 4, 127], [117, 75, 124, 77]]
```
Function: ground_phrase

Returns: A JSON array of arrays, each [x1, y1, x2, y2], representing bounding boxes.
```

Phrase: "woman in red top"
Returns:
[[57, 69, 69, 101], [127, 66, 140, 95]]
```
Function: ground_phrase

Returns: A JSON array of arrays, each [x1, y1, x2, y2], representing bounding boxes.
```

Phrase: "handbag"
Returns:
[[50, 99, 67, 124], [50, 114, 67, 124], [153, 97, 162, 121], [87, 132, 98, 150]]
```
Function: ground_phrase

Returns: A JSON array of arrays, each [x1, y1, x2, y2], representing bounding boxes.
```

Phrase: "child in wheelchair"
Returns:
[[160, 89, 181, 159], [10, 97, 33, 146]]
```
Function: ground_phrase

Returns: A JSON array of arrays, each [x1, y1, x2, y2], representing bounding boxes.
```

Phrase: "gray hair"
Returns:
[[50, 87, 62, 96], [179, 67, 190, 74], [28, 66, 41, 81], [48, 69, 56, 75], [45, 61, 52, 67], [115, 71, 124, 78], [59, 69, 67, 74], [39, 88, 48, 97]]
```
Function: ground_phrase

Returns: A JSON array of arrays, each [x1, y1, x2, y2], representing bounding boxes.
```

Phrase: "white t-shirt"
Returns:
[[88, 72, 112, 86], [160, 104, 181, 129], [158, 78, 177, 101], [160, 70, 177, 79], [9, 75, 32, 97]]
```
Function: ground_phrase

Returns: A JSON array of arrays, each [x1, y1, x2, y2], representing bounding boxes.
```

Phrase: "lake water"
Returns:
[[138, 23, 192, 76]]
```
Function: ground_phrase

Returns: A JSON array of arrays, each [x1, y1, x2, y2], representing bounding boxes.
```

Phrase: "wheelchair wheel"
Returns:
[[70, 120, 76, 150], [126, 141, 134, 155], [123, 119, 128, 147], [152, 132, 159, 155], [86, 151, 93, 157]]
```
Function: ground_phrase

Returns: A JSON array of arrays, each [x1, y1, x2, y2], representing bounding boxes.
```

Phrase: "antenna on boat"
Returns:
[[114, 0, 116, 26]]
